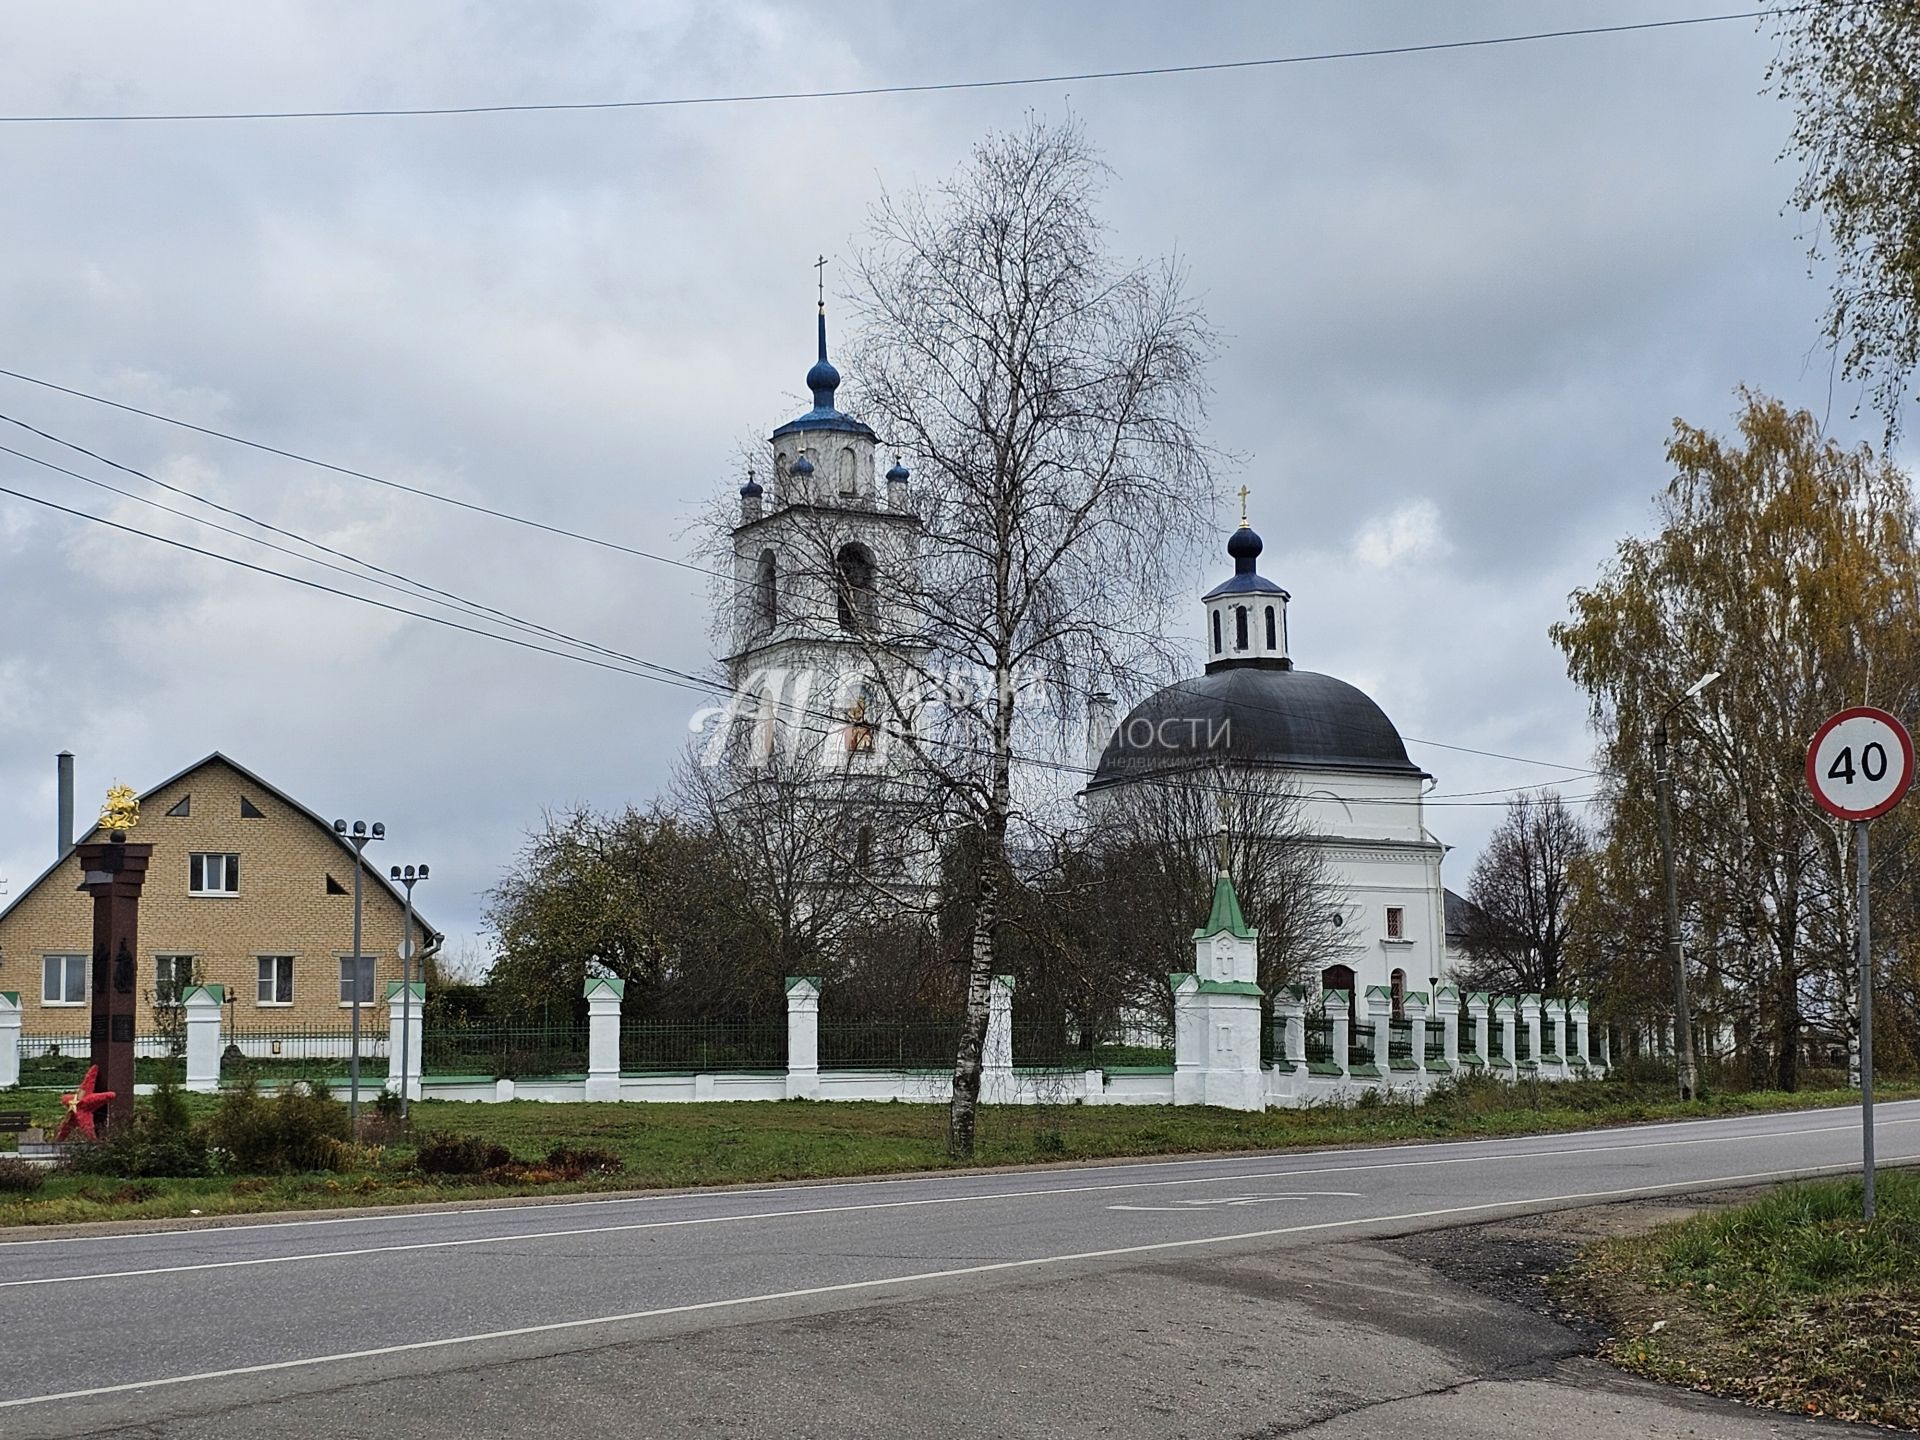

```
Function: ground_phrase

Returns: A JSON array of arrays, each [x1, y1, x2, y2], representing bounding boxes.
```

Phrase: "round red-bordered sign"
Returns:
[[1806, 706, 1915, 822]]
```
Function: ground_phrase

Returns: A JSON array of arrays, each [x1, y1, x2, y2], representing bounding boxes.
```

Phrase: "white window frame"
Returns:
[[338, 954, 377, 1006], [1385, 906, 1408, 941], [153, 954, 196, 1006], [41, 952, 87, 1007], [189, 852, 241, 896], [257, 955, 295, 1006]]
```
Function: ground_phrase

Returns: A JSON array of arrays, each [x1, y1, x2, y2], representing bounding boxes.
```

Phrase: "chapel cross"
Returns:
[[815, 253, 828, 310], [1237, 485, 1251, 527]]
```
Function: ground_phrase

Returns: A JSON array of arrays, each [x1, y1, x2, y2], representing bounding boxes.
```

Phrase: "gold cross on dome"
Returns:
[[1237, 485, 1251, 527]]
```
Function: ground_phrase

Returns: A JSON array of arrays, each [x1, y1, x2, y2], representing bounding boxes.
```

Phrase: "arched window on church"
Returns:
[[1264, 605, 1276, 651], [836, 542, 876, 632], [853, 823, 873, 870], [751, 686, 778, 765], [1211, 610, 1222, 654], [755, 549, 778, 633], [1234, 605, 1249, 650], [774, 450, 790, 498], [838, 446, 858, 496], [1390, 968, 1407, 1021]]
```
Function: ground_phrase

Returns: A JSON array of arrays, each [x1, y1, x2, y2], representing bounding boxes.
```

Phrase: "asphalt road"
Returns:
[[1, 1100, 1910, 1439]]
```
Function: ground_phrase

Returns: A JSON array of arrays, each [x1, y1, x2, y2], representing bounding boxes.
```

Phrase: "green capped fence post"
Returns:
[[584, 975, 625, 1102]]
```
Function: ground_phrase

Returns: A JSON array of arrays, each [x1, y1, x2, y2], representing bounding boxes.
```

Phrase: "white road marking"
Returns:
[[4, 1117, 1910, 1289], [1107, 1191, 1365, 1211], [1, 1098, 1905, 1250], [0, 1158, 1888, 1414]]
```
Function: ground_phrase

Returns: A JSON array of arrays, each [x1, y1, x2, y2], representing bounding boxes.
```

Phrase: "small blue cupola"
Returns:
[[1201, 500, 1291, 672]]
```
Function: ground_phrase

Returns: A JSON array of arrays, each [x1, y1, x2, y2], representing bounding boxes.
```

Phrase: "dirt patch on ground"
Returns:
[[1381, 1183, 1791, 1348]]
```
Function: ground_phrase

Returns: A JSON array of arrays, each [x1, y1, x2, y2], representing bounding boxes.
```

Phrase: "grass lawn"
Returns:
[[0, 1076, 1907, 1229], [1572, 1169, 1920, 1428]]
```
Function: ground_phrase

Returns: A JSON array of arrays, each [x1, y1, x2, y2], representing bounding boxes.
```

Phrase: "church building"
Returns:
[[1082, 510, 1464, 1011]]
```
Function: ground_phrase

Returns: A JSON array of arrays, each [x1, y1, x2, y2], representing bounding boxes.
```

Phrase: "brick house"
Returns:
[[0, 753, 435, 1038]]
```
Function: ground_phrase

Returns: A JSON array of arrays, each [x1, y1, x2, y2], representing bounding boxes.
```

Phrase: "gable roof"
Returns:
[[0, 751, 438, 938]]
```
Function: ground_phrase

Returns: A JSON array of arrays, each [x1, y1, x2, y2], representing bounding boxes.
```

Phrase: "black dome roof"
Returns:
[[1089, 666, 1425, 788]]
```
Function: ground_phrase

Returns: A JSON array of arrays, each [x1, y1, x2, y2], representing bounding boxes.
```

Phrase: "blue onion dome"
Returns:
[[806, 355, 841, 403], [740, 470, 763, 498], [791, 455, 814, 477], [1226, 525, 1263, 573], [886, 458, 910, 483]]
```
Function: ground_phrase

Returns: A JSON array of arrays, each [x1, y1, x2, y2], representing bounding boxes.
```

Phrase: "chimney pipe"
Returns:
[[57, 751, 75, 859]]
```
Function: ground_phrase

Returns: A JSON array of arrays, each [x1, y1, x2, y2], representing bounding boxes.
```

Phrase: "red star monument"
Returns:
[[56, 1065, 117, 1142]]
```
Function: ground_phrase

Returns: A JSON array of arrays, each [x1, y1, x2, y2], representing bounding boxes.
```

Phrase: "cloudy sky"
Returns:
[[0, 1, 1901, 965]]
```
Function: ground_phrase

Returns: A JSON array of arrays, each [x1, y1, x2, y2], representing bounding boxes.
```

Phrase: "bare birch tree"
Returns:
[[779, 116, 1219, 1155]]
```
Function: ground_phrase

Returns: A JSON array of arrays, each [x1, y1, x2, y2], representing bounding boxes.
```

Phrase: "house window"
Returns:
[[154, 954, 196, 1006], [240, 796, 266, 818], [338, 955, 377, 1005], [1386, 906, 1405, 940], [257, 955, 294, 1006], [1265, 605, 1277, 650], [165, 794, 191, 818], [190, 852, 240, 895], [41, 953, 86, 1006]]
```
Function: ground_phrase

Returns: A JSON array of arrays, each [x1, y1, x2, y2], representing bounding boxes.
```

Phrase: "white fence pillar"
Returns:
[[1325, 991, 1352, 1078], [584, 975, 624, 1102], [1363, 987, 1393, 1076], [1273, 986, 1307, 1073], [785, 976, 821, 1100], [1466, 992, 1489, 1066], [1404, 990, 1429, 1075], [1434, 985, 1460, 1070], [1545, 999, 1569, 1076], [983, 975, 1015, 1103], [1572, 1001, 1593, 1070], [182, 984, 224, 1093], [385, 981, 425, 1100], [0, 991, 20, 1089], [1521, 995, 1544, 1071]]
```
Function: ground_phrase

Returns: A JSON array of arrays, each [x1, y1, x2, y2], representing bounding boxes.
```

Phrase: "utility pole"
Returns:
[[332, 818, 383, 1134], [388, 862, 428, 1119], [1653, 671, 1721, 1103]]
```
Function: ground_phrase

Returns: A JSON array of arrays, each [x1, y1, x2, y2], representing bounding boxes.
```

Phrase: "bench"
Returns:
[[0, 1110, 34, 1133]]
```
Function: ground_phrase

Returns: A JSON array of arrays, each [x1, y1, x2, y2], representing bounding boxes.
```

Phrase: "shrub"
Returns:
[[415, 1132, 513, 1175], [65, 1077, 212, 1178], [0, 1157, 46, 1194], [372, 1090, 405, 1122], [210, 1079, 351, 1174]]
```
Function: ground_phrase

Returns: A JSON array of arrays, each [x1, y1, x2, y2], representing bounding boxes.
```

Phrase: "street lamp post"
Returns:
[[1653, 671, 1721, 1103], [388, 863, 428, 1119], [332, 818, 384, 1132]]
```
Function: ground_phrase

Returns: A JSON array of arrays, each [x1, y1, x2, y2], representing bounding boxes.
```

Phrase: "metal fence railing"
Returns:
[[225, 1027, 388, 1084], [1010, 1020, 1174, 1070], [423, 1025, 587, 1079], [818, 1019, 963, 1070], [620, 1020, 786, 1072], [1303, 1017, 1333, 1067], [1388, 1018, 1414, 1064], [17, 1036, 186, 1088], [1425, 1018, 1449, 1066]]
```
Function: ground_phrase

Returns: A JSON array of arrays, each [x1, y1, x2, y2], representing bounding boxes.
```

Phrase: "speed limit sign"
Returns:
[[1807, 703, 1913, 1222], [1807, 706, 1914, 821]]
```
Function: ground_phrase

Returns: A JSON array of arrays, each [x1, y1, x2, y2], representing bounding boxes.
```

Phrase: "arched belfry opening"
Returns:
[[755, 548, 778, 632], [836, 542, 876, 632]]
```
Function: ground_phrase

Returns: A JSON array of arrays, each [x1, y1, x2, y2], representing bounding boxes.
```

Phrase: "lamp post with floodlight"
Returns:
[[332, 818, 383, 1131], [1653, 671, 1721, 1102], [388, 862, 428, 1118]]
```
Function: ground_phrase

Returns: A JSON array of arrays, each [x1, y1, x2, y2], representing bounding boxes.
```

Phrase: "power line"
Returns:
[[0, 8, 1806, 125], [0, 368, 1606, 777], [0, 473, 1598, 813]]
